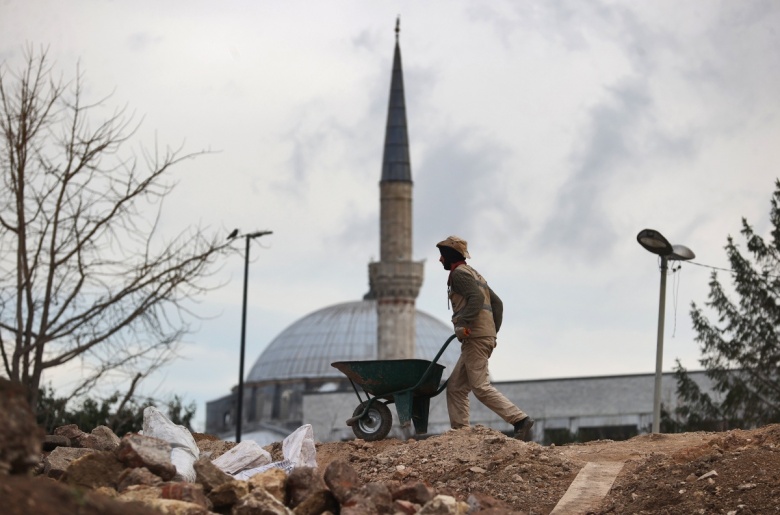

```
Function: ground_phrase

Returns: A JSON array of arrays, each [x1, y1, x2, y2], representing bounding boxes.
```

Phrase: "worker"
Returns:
[[436, 235, 534, 440]]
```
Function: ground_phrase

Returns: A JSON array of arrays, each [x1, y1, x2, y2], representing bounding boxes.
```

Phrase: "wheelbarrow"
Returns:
[[331, 334, 456, 441]]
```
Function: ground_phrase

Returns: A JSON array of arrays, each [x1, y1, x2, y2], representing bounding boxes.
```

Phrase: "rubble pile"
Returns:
[[0, 379, 513, 514], [38, 425, 508, 514]]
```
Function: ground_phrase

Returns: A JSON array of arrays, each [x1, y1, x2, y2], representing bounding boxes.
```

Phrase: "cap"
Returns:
[[436, 235, 471, 259]]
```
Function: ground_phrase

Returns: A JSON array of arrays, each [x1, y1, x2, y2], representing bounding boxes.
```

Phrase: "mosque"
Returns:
[[205, 23, 715, 445]]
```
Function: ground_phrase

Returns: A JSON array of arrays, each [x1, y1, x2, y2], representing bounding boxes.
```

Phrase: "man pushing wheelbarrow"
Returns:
[[436, 235, 534, 441], [332, 236, 534, 442]]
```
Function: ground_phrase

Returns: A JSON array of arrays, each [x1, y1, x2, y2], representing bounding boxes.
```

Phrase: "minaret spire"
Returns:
[[369, 20, 424, 361], [381, 18, 411, 183]]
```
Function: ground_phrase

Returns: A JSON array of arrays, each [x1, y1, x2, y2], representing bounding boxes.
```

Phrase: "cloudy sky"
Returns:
[[2, 1, 779, 431]]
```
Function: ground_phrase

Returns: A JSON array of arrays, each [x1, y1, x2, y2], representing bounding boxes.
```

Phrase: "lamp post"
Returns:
[[637, 229, 694, 433], [228, 229, 272, 442]]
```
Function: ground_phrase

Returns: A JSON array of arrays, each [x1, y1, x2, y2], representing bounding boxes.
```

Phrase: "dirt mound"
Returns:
[[600, 424, 780, 514], [310, 424, 780, 513]]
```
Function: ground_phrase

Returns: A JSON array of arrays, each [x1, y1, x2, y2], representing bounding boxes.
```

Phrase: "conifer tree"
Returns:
[[675, 180, 780, 429]]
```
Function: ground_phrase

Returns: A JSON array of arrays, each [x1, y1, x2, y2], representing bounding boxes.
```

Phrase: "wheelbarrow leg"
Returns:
[[395, 392, 433, 434], [411, 397, 432, 434], [394, 391, 414, 429]]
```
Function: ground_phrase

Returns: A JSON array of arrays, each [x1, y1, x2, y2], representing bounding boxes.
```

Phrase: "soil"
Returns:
[[3, 424, 779, 514], [307, 424, 780, 514]]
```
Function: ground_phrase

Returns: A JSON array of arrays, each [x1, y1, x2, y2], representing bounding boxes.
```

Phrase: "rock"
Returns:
[[94, 486, 119, 498], [54, 424, 86, 441], [391, 481, 434, 505], [118, 484, 164, 503], [466, 491, 515, 513], [208, 479, 250, 510], [248, 467, 288, 503], [2, 474, 161, 514], [43, 434, 72, 451], [43, 446, 95, 479], [233, 486, 292, 515], [696, 470, 718, 481], [193, 455, 232, 492], [418, 495, 470, 515], [0, 378, 43, 475], [393, 499, 421, 515], [356, 482, 393, 514], [290, 489, 339, 515], [161, 481, 211, 509], [143, 498, 212, 515], [55, 424, 119, 450], [393, 464, 412, 480], [82, 425, 121, 451], [65, 450, 126, 489], [116, 433, 177, 481], [286, 466, 337, 514], [323, 459, 361, 504], [117, 466, 164, 491], [287, 466, 327, 508], [339, 493, 380, 515]]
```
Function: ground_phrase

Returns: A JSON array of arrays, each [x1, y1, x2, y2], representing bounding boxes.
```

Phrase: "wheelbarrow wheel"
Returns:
[[351, 400, 393, 441]]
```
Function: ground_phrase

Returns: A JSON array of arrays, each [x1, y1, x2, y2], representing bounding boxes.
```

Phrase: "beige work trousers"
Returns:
[[446, 335, 526, 429]]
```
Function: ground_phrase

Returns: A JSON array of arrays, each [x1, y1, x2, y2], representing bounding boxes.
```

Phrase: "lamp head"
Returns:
[[637, 229, 673, 256], [669, 244, 695, 261]]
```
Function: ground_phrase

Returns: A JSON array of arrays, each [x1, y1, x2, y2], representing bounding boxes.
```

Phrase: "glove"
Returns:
[[455, 326, 471, 340]]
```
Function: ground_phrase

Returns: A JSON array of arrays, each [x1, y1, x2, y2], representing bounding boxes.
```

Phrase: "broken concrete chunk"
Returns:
[[193, 455, 232, 493], [323, 459, 361, 504], [65, 451, 126, 489], [43, 447, 95, 479], [116, 433, 176, 481]]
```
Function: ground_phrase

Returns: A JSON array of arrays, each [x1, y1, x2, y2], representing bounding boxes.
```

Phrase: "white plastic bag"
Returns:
[[211, 440, 272, 475], [282, 424, 317, 469], [227, 424, 317, 480], [142, 406, 200, 482]]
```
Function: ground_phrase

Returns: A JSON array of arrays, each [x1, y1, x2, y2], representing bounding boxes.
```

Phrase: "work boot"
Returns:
[[513, 417, 534, 440]]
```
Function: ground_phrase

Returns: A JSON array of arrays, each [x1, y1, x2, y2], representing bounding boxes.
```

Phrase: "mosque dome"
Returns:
[[246, 299, 458, 384]]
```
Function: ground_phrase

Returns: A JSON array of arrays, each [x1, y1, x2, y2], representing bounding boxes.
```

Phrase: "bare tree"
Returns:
[[0, 47, 234, 409]]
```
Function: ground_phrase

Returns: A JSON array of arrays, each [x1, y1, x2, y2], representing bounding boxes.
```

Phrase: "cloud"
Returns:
[[413, 126, 523, 248], [540, 78, 651, 256], [126, 32, 163, 53]]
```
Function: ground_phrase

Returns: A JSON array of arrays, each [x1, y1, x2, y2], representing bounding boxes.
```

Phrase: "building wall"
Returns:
[[302, 371, 717, 443], [205, 393, 235, 435]]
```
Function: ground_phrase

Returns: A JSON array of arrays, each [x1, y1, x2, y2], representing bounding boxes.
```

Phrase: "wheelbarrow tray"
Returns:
[[331, 359, 445, 398], [331, 335, 456, 441]]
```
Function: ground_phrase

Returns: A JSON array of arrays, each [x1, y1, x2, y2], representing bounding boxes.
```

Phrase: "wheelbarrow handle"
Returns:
[[407, 334, 457, 394]]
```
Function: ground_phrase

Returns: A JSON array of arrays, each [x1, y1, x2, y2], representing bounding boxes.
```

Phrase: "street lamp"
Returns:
[[228, 229, 272, 442], [637, 229, 695, 434]]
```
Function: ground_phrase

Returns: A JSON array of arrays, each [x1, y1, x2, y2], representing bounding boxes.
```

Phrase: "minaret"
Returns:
[[368, 19, 424, 360]]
